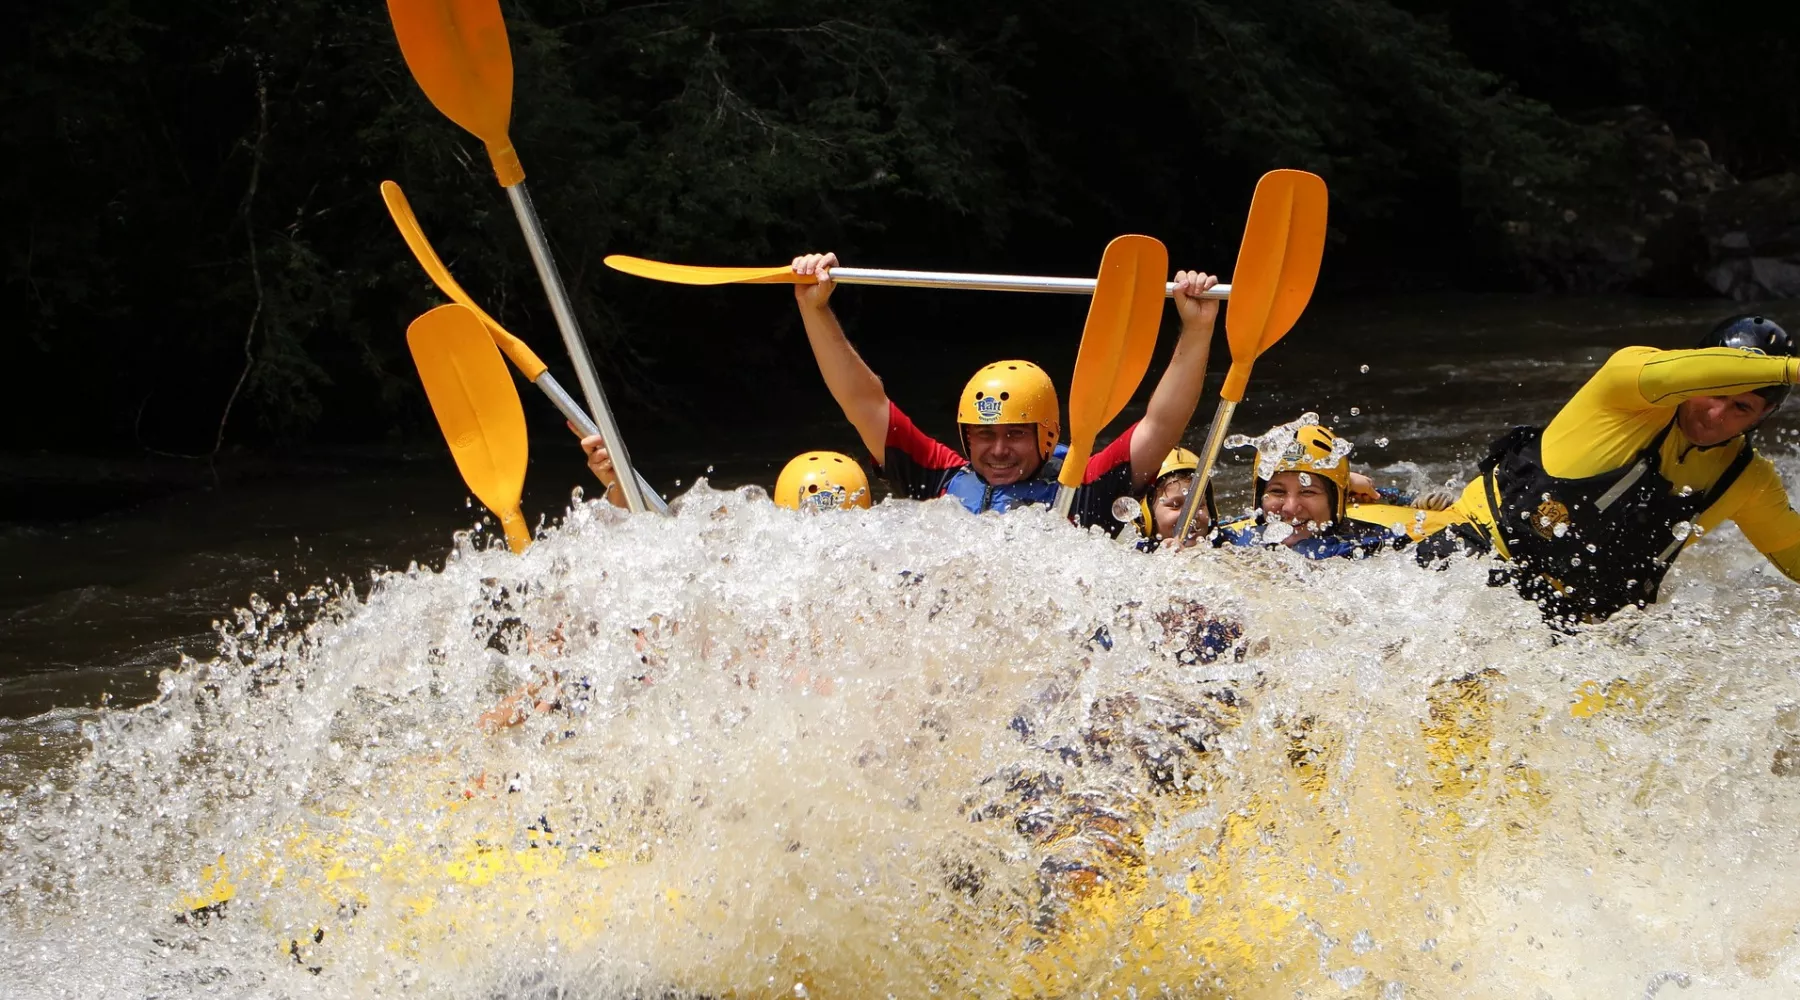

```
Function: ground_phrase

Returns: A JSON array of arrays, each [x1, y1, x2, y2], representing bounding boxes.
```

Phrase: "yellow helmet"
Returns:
[[1254, 423, 1352, 520], [1156, 446, 1200, 482], [773, 451, 872, 512], [1136, 447, 1209, 538], [956, 360, 1060, 460]]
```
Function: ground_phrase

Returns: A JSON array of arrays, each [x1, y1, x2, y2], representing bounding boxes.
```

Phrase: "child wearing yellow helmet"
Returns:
[[1213, 418, 1411, 560], [789, 251, 1224, 529], [772, 451, 873, 512], [1125, 447, 1217, 550]]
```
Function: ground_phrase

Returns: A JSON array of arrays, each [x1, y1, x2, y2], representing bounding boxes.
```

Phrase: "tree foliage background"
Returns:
[[5, 0, 1797, 455]]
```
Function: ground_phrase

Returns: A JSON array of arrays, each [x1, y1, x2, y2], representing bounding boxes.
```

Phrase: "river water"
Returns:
[[3, 294, 1799, 997]]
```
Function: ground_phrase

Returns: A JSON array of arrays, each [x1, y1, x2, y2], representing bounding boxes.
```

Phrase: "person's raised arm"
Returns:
[[1128, 270, 1221, 489], [792, 252, 891, 463], [1632, 347, 1799, 406]]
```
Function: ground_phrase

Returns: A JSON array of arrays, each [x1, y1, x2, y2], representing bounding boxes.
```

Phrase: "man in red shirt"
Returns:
[[789, 251, 1221, 529]]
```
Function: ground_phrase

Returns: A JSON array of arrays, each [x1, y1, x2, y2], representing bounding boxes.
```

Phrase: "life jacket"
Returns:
[[1213, 515, 1403, 560], [1478, 420, 1754, 623], [941, 445, 1067, 514]]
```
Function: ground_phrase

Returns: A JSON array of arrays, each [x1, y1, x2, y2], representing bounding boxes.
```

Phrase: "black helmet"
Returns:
[[1698, 314, 1795, 411]]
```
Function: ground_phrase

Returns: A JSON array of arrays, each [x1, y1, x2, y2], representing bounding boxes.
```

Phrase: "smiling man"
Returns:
[[1419, 314, 1800, 624], [788, 251, 1220, 528]]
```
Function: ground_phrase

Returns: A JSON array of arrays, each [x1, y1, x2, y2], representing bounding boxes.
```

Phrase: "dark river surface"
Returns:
[[2, 293, 1794, 727]]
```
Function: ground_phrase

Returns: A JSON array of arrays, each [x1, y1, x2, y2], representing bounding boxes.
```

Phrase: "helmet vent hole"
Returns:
[[999, 392, 1010, 401], [807, 485, 819, 493], [974, 391, 985, 400]]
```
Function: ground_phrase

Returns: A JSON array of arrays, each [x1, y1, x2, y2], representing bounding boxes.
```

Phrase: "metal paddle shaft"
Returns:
[[506, 182, 649, 514], [827, 267, 1227, 299]]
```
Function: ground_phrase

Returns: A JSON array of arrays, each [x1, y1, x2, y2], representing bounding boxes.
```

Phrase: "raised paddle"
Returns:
[[1172, 169, 1330, 544], [1053, 235, 1170, 517], [386, 0, 649, 514], [380, 180, 670, 515], [408, 303, 533, 554], [604, 254, 1231, 300]]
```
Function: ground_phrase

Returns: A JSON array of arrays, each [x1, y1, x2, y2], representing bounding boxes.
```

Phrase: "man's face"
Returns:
[[964, 424, 1042, 485], [1260, 470, 1334, 545], [1152, 474, 1204, 539], [1677, 392, 1770, 447]]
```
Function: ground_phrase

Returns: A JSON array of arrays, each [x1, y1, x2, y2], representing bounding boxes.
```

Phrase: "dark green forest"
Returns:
[[7, 0, 1800, 456]]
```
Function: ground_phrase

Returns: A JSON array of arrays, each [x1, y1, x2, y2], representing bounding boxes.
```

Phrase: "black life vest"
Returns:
[[1479, 420, 1754, 624]]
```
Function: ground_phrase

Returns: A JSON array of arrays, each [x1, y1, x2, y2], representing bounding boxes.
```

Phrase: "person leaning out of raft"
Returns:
[[1212, 422, 1422, 559], [1417, 314, 1800, 624], [787, 251, 1222, 529]]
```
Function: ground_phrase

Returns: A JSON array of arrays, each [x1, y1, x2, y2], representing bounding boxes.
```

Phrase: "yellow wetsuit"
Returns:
[[1451, 346, 1800, 582]]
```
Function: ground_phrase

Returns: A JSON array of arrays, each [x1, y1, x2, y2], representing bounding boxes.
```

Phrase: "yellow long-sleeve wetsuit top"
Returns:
[[1451, 346, 1800, 582]]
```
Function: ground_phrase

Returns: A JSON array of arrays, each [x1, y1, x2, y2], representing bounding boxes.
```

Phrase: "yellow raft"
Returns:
[[172, 665, 1641, 995]]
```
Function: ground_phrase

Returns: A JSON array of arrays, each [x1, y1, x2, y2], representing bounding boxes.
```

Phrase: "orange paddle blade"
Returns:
[[1219, 169, 1328, 401], [381, 181, 548, 381], [408, 304, 532, 553], [387, 0, 524, 186], [1057, 234, 1170, 489], [603, 254, 816, 286]]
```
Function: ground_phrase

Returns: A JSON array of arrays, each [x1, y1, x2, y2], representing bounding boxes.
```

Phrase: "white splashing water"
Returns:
[[3, 481, 1800, 999]]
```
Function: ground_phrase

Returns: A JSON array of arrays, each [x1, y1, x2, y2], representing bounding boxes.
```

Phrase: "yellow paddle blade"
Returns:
[[603, 254, 815, 286], [387, 0, 525, 186], [1057, 234, 1169, 489], [408, 304, 532, 554], [1219, 169, 1329, 401], [381, 181, 548, 381]]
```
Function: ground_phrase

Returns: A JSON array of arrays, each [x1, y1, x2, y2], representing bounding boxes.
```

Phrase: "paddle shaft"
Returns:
[[822, 267, 1229, 298], [532, 370, 670, 515], [1173, 398, 1237, 545], [506, 182, 650, 514]]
